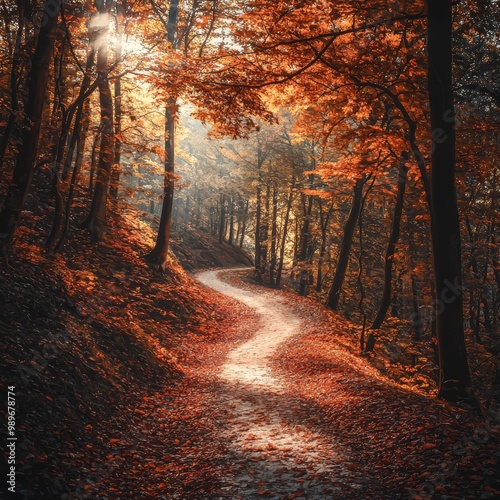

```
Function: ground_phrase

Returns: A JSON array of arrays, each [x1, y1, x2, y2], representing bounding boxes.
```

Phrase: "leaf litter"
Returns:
[[94, 268, 499, 499], [3, 234, 499, 499]]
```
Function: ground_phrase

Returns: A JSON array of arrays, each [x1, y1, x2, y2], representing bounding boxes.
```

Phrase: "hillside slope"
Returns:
[[0, 211, 234, 498], [171, 226, 254, 271]]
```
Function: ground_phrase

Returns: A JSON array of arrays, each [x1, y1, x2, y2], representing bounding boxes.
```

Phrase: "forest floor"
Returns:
[[2, 211, 499, 499], [89, 268, 499, 500]]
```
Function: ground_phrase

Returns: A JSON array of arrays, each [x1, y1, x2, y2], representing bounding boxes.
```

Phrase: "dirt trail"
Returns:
[[197, 268, 364, 498], [90, 268, 497, 499]]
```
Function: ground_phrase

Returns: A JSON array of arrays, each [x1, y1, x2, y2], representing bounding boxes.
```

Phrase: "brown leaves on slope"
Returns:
[[271, 292, 500, 499], [0, 206, 232, 498]]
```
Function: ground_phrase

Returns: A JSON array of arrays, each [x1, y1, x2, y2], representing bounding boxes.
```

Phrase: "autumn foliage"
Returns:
[[0, 0, 499, 498]]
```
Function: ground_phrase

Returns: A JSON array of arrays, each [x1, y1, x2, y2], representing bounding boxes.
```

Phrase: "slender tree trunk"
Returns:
[[298, 145, 316, 264], [182, 193, 189, 226], [269, 186, 278, 285], [326, 176, 365, 311], [54, 99, 91, 252], [316, 207, 326, 291], [259, 182, 270, 274], [47, 29, 97, 249], [316, 240, 327, 290], [110, 8, 123, 200], [219, 193, 226, 243], [145, 0, 179, 270], [0, 0, 61, 255], [239, 200, 248, 249], [406, 210, 425, 340], [80, 5, 114, 242], [195, 185, 202, 227], [89, 128, 101, 196], [371, 156, 409, 329], [235, 204, 241, 243], [292, 218, 300, 271], [255, 180, 262, 270], [224, 210, 229, 240], [465, 218, 481, 338], [276, 177, 295, 288], [428, 0, 471, 400], [358, 185, 368, 350], [254, 140, 268, 272], [145, 98, 176, 270], [316, 198, 333, 292], [229, 197, 234, 244], [0, 2, 26, 166], [49, 37, 65, 128], [46, 107, 72, 249], [298, 191, 314, 263]]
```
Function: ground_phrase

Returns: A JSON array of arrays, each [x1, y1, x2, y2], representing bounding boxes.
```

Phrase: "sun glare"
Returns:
[[120, 34, 150, 56]]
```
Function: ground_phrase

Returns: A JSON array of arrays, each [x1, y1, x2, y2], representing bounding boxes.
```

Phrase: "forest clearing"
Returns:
[[1, 0, 499, 498]]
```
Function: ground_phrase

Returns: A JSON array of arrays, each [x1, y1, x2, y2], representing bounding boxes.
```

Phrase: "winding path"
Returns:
[[197, 268, 362, 498], [93, 268, 496, 499]]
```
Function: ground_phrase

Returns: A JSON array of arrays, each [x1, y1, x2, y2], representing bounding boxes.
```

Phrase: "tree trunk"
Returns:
[[239, 200, 248, 249], [47, 27, 97, 249], [0, 0, 61, 255], [292, 218, 300, 272], [219, 193, 226, 243], [316, 198, 333, 292], [0, 2, 26, 166], [358, 176, 375, 349], [195, 185, 202, 228], [89, 129, 101, 196], [54, 99, 91, 252], [110, 4, 124, 199], [145, 98, 176, 270], [145, 0, 179, 270], [326, 177, 365, 311], [276, 177, 295, 288], [228, 197, 234, 244], [46, 107, 72, 249], [80, 5, 114, 242], [298, 191, 314, 263], [235, 198, 242, 244], [371, 156, 409, 329], [259, 182, 270, 274], [255, 180, 262, 270], [269, 186, 278, 285], [428, 0, 471, 400], [298, 145, 316, 264]]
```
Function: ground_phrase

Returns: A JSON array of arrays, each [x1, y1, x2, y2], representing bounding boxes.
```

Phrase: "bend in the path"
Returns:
[[197, 268, 365, 498], [198, 268, 300, 389]]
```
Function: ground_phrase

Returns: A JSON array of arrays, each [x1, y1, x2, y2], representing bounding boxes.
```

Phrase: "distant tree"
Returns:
[[371, 154, 409, 329], [326, 176, 367, 311]]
